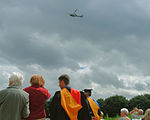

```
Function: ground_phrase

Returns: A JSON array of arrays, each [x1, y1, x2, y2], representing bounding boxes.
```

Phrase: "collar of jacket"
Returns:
[[7, 84, 22, 89], [63, 86, 71, 89], [31, 84, 40, 88]]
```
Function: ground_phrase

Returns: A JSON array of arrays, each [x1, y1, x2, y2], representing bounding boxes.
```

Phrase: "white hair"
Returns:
[[9, 72, 24, 87], [121, 108, 129, 115], [138, 109, 144, 115]]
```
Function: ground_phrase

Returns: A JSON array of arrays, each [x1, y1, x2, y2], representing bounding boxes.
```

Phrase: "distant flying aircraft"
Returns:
[[69, 9, 83, 18]]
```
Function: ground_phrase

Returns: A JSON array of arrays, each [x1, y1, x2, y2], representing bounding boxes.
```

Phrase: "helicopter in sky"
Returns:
[[69, 9, 83, 18]]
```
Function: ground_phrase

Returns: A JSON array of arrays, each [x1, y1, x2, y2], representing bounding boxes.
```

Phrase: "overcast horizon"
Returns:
[[0, 0, 150, 99]]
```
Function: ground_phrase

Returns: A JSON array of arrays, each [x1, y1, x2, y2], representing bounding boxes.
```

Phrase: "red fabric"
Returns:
[[71, 88, 81, 105], [24, 85, 51, 120]]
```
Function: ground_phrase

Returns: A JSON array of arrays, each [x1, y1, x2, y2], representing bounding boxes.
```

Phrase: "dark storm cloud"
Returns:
[[0, 34, 80, 69], [89, 71, 125, 88]]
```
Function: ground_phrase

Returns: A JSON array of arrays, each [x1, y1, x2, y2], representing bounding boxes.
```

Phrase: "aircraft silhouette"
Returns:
[[69, 9, 83, 18]]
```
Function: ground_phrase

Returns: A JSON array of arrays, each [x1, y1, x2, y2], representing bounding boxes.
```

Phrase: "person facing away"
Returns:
[[130, 107, 144, 120], [0, 72, 30, 120], [142, 109, 150, 120], [24, 74, 51, 120], [49, 74, 92, 120], [118, 108, 130, 120], [84, 89, 103, 120]]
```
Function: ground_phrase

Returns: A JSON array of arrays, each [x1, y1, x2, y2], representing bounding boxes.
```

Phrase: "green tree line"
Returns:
[[45, 94, 150, 118]]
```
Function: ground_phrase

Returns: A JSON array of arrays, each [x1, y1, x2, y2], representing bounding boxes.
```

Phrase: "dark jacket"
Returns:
[[49, 87, 92, 120]]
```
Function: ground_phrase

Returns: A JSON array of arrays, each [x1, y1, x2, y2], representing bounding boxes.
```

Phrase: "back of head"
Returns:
[[138, 109, 144, 115], [58, 74, 70, 85], [9, 72, 24, 88], [84, 88, 93, 97], [121, 108, 129, 115], [30, 74, 45, 87]]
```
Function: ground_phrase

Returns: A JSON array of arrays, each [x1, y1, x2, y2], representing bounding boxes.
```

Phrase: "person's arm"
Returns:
[[99, 110, 104, 119], [43, 88, 51, 100], [49, 91, 60, 120], [130, 107, 139, 119], [130, 107, 138, 115], [22, 94, 30, 119]]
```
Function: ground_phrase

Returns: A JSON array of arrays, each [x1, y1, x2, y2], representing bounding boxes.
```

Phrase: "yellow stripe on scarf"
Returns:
[[61, 88, 82, 120], [88, 97, 101, 120]]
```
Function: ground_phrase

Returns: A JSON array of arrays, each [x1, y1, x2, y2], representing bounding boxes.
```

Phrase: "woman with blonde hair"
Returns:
[[142, 109, 150, 120], [24, 74, 51, 120]]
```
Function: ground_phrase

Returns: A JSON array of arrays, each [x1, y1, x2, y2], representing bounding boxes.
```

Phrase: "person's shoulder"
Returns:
[[51, 91, 60, 100], [10, 88, 29, 99], [19, 90, 29, 102], [24, 86, 32, 90], [18, 89, 29, 97], [42, 87, 49, 90], [0, 88, 7, 94], [22, 89, 29, 94], [54, 90, 60, 95], [39, 87, 51, 98], [80, 91, 87, 99], [39, 87, 49, 92]]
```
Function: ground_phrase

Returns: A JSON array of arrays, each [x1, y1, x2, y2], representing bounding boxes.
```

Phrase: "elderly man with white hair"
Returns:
[[118, 108, 130, 120], [0, 72, 30, 120]]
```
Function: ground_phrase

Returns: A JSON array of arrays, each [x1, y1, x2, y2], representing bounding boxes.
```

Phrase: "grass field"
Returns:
[[47, 116, 130, 120], [104, 117, 120, 120], [104, 115, 119, 120], [46, 115, 131, 120], [103, 114, 132, 120]]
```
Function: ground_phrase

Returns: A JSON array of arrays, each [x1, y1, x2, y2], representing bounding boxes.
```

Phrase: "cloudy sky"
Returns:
[[0, 0, 150, 99]]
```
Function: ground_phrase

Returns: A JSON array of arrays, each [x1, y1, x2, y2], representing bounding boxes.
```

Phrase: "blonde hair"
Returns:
[[30, 74, 45, 87], [142, 109, 150, 120]]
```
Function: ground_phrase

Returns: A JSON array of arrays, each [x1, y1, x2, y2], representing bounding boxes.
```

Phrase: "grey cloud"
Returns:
[[0, 35, 79, 69], [134, 83, 146, 91], [89, 69, 125, 88]]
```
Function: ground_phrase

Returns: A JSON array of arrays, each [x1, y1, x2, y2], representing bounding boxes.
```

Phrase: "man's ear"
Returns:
[[62, 80, 65, 85], [9, 81, 13, 86]]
